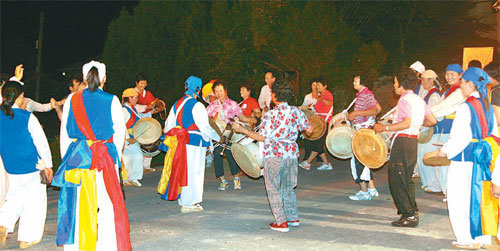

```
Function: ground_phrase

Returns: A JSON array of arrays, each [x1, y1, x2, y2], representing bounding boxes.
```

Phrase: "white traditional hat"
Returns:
[[409, 61, 425, 74], [82, 60, 106, 83]]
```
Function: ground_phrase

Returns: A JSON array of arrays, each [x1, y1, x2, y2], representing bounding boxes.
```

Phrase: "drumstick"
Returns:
[[342, 98, 357, 113], [219, 130, 235, 156], [380, 106, 397, 120]]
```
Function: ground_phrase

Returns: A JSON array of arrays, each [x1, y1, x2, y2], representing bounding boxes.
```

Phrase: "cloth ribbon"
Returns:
[[157, 126, 189, 200], [54, 92, 131, 251]]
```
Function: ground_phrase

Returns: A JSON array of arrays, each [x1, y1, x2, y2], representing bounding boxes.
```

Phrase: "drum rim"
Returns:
[[304, 115, 326, 140], [231, 143, 261, 178], [418, 126, 434, 144], [351, 128, 388, 169]]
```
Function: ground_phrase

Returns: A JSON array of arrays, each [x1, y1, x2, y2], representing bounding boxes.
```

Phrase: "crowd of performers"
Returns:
[[0, 57, 499, 250]]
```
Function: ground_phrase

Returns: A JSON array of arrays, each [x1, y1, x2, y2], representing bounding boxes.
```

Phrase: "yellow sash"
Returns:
[[482, 137, 499, 236]]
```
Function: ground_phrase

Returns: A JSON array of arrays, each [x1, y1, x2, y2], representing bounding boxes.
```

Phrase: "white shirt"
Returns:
[[393, 91, 427, 135], [441, 92, 498, 159], [164, 98, 220, 143], [431, 88, 465, 118], [25, 98, 52, 113], [258, 84, 272, 110], [302, 93, 317, 107], [11, 104, 53, 168], [417, 87, 441, 107], [60, 88, 126, 160]]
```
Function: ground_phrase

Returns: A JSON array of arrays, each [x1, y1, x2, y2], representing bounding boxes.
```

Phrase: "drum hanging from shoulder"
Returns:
[[418, 126, 434, 144], [299, 106, 326, 141], [351, 128, 392, 169], [326, 125, 355, 159], [231, 142, 262, 178], [133, 118, 163, 157]]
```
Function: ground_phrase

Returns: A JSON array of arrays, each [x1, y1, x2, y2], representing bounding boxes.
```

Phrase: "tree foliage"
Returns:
[[103, 0, 490, 108]]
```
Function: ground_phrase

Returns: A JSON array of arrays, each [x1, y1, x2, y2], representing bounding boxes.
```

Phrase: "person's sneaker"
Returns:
[[143, 168, 155, 173], [269, 222, 289, 232], [298, 161, 311, 171], [368, 188, 379, 197], [123, 181, 132, 186], [451, 242, 481, 250], [288, 220, 300, 227], [19, 239, 41, 249], [349, 190, 371, 201], [317, 163, 333, 171], [218, 180, 229, 191], [234, 178, 241, 190], [131, 180, 142, 187], [391, 215, 419, 227], [180, 204, 204, 214]]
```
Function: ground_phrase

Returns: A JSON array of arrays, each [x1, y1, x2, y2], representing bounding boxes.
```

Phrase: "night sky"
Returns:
[[1, 1, 139, 76]]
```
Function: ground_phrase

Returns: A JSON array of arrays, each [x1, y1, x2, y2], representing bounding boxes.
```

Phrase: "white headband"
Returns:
[[82, 60, 106, 83], [409, 61, 425, 74]]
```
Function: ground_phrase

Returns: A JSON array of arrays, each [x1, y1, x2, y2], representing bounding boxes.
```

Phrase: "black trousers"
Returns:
[[310, 131, 327, 154], [388, 137, 418, 217], [213, 144, 240, 178]]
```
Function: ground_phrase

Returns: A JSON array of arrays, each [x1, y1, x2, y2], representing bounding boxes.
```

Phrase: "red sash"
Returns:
[[466, 96, 489, 138], [71, 92, 132, 251], [125, 105, 137, 129], [424, 88, 440, 103], [444, 83, 461, 99]]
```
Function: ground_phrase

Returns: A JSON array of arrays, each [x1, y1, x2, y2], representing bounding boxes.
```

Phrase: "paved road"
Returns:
[[2, 154, 491, 250]]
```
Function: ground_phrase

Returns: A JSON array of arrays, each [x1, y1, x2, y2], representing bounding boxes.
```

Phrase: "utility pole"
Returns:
[[35, 11, 44, 101]]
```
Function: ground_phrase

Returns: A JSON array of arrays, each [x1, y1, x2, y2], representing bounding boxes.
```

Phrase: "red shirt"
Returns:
[[136, 89, 156, 106], [136, 89, 156, 113], [240, 97, 259, 117], [314, 89, 334, 123]]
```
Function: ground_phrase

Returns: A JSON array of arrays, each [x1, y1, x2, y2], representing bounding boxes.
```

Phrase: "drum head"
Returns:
[[304, 115, 326, 140], [418, 126, 433, 144], [231, 143, 261, 178], [423, 151, 451, 166], [351, 128, 388, 169], [326, 126, 354, 159], [132, 118, 162, 145]]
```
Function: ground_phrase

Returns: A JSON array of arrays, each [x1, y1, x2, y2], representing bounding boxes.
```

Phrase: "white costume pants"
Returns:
[[178, 145, 205, 207], [0, 157, 8, 207], [0, 171, 47, 242], [417, 134, 447, 193], [64, 170, 118, 251], [123, 142, 143, 181], [143, 156, 153, 169], [447, 161, 491, 245]]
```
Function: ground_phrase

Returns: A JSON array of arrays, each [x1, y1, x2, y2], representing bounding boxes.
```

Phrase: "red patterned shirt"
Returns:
[[259, 103, 311, 159]]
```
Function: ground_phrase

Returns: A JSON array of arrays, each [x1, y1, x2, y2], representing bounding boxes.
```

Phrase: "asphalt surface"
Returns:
[[2, 153, 495, 250]]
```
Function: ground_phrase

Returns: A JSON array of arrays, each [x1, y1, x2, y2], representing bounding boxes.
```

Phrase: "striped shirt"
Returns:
[[353, 87, 378, 125]]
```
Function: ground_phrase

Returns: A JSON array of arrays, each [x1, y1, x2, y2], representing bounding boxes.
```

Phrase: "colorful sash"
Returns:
[[423, 88, 441, 104], [53, 92, 132, 251], [157, 96, 191, 200], [467, 96, 496, 238]]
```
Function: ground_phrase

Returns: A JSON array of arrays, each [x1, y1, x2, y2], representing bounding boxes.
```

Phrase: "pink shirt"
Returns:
[[394, 90, 431, 135], [353, 87, 378, 125], [314, 89, 334, 123], [206, 97, 242, 123]]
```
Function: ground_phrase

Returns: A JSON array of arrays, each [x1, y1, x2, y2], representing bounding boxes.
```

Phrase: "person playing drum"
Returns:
[[134, 73, 160, 173], [239, 82, 261, 129], [160, 76, 220, 213], [428, 64, 465, 202], [121, 88, 156, 187], [233, 78, 312, 232], [299, 77, 333, 171], [434, 68, 497, 249], [346, 74, 380, 201], [206, 80, 255, 191], [415, 70, 444, 194], [373, 67, 436, 227]]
